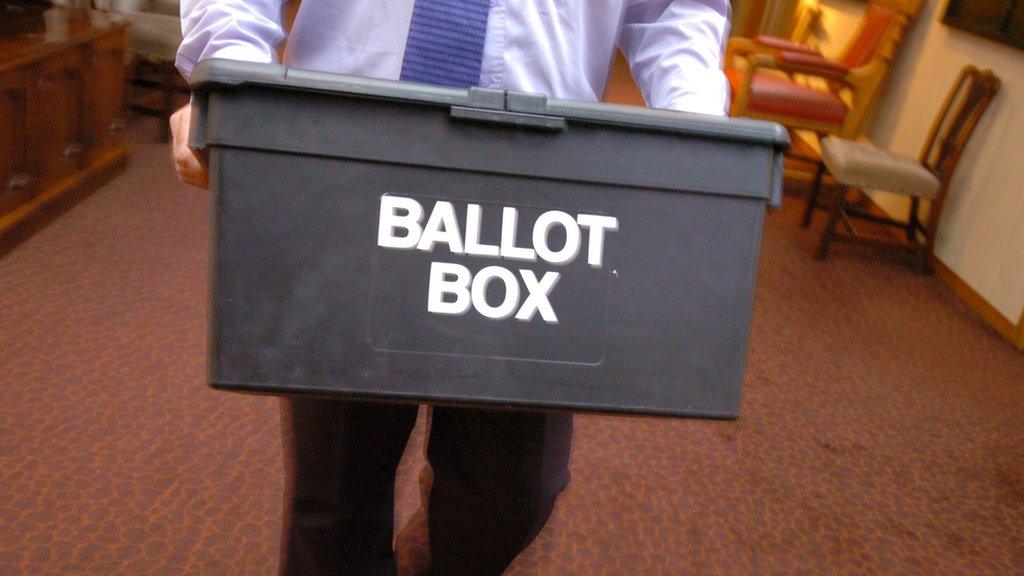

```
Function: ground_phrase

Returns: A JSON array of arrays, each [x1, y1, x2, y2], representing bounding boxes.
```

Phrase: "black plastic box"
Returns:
[[190, 59, 788, 418]]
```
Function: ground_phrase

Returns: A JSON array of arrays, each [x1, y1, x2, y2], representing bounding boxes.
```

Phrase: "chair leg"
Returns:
[[906, 197, 921, 243], [816, 186, 846, 261], [915, 250, 932, 274], [801, 161, 826, 228], [915, 227, 935, 274]]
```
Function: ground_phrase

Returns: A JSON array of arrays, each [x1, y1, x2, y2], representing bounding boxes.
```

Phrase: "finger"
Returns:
[[169, 106, 189, 151], [193, 149, 210, 189], [170, 109, 186, 166], [169, 105, 208, 188], [175, 152, 206, 188]]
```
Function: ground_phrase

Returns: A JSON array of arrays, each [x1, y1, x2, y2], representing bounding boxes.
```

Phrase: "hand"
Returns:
[[170, 104, 210, 189]]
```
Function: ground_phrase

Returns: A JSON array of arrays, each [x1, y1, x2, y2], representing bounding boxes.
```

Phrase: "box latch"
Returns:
[[466, 87, 505, 111], [452, 88, 566, 131]]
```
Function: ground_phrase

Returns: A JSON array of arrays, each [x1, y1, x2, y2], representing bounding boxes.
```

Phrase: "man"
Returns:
[[172, 2, 729, 575]]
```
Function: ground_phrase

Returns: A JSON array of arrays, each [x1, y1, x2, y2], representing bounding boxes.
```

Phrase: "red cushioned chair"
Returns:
[[728, 3, 908, 139], [725, 1, 823, 66]]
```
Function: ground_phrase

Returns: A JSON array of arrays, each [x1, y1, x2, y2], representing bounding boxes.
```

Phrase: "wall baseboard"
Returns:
[[858, 192, 1024, 351], [932, 258, 1024, 351], [858, 189, 1023, 351], [1020, 312, 1024, 349]]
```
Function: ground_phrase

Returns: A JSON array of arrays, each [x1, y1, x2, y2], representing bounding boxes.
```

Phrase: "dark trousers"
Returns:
[[278, 397, 573, 576]]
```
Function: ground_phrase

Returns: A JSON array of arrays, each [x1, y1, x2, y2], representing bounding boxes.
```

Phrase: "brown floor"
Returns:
[[2, 121, 1023, 576]]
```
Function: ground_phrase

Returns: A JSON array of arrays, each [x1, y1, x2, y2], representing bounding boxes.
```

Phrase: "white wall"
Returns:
[[814, 0, 863, 58], [820, 0, 1024, 325]]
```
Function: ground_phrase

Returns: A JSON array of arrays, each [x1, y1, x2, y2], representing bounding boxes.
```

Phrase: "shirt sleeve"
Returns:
[[618, 0, 731, 116], [176, 0, 287, 80]]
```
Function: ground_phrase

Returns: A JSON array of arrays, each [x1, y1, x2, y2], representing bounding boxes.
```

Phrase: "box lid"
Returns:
[[189, 59, 790, 148], [189, 59, 789, 206]]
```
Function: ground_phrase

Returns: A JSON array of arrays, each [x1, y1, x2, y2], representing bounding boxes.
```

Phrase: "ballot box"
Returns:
[[190, 59, 788, 419]]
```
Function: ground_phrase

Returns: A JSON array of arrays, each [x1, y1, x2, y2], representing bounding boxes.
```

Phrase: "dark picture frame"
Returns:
[[943, 0, 1024, 50]]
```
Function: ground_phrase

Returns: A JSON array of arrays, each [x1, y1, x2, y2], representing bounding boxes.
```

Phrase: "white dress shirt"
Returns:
[[177, 0, 730, 115]]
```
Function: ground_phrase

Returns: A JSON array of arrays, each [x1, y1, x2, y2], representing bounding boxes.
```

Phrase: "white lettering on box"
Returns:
[[499, 207, 536, 262], [464, 204, 501, 257], [427, 262, 472, 315], [533, 210, 581, 265], [378, 195, 617, 324], [471, 266, 520, 320], [377, 196, 424, 249], [577, 214, 619, 268], [516, 269, 560, 323], [416, 201, 464, 254]]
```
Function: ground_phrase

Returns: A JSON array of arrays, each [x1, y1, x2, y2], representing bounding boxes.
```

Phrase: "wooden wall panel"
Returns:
[[0, 7, 129, 249], [0, 71, 33, 215], [84, 27, 128, 163], [32, 49, 87, 191]]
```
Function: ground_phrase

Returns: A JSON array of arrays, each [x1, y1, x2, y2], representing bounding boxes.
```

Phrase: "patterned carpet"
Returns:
[[2, 121, 1022, 575]]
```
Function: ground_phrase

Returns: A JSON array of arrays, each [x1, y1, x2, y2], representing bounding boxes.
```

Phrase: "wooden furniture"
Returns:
[[944, 0, 1024, 51], [725, 0, 823, 68], [727, 2, 909, 140], [0, 5, 128, 250], [809, 66, 1001, 270]]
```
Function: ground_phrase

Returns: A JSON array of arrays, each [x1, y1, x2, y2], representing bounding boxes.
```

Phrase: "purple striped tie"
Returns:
[[400, 0, 491, 89]]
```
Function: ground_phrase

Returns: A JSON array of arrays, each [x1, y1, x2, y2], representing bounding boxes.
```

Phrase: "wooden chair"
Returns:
[[809, 66, 1001, 270], [725, 0, 823, 66], [727, 3, 908, 140]]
